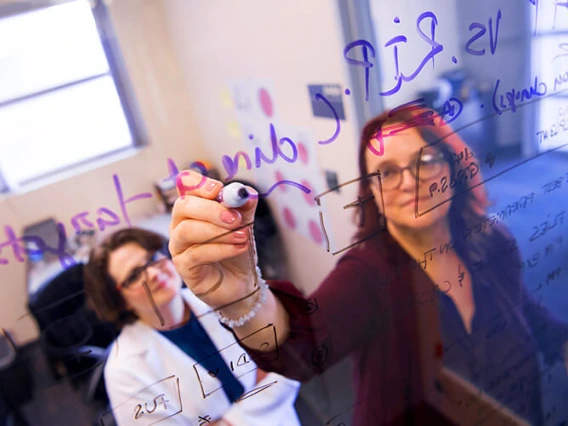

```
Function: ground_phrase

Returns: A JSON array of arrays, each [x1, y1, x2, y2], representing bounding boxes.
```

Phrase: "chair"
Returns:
[[27, 263, 116, 403], [0, 330, 32, 426]]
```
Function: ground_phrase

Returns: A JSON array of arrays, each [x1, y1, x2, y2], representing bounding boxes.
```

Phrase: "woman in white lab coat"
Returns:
[[84, 227, 300, 426]]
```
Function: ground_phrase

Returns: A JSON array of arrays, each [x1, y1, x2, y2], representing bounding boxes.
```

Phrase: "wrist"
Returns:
[[217, 266, 269, 328], [218, 285, 258, 319]]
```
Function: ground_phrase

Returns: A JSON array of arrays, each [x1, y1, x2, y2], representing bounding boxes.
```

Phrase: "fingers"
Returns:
[[169, 216, 252, 255], [171, 241, 250, 276], [171, 195, 244, 231], [170, 170, 260, 273], [236, 185, 259, 226], [175, 170, 222, 200], [170, 171, 259, 237]]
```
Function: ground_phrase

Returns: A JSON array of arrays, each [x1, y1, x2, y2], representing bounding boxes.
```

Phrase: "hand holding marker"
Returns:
[[217, 182, 251, 208]]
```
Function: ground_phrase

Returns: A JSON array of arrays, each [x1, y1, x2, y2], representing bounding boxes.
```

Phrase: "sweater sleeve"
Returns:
[[493, 224, 568, 365], [244, 253, 382, 382]]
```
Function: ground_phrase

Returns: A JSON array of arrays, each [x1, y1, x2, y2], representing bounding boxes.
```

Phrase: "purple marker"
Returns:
[[217, 182, 250, 208]]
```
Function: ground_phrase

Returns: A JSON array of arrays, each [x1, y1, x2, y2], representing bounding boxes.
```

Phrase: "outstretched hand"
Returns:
[[169, 170, 260, 316]]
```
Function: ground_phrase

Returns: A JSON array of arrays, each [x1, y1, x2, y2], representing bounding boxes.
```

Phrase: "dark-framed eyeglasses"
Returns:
[[375, 151, 447, 191], [117, 251, 168, 290]]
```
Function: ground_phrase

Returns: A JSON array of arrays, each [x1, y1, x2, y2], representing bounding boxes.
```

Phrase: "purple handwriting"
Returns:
[[259, 180, 310, 197], [367, 97, 462, 157], [221, 98, 339, 180], [492, 76, 548, 115], [344, 10, 502, 98], [222, 122, 298, 180], [464, 10, 501, 57], [0, 223, 74, 268], [1, 155, 320, 267], [380, 12, 443, 97], [0, 173, 152, 268], [315, 93, 341, 145]]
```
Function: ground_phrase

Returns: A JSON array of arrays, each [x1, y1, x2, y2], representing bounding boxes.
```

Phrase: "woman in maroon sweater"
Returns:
[[169, 106, 568, 425]]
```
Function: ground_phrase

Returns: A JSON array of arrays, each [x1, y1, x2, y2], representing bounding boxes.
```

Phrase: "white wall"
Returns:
[[0, 0, 209, 344], [161, 0, 362, 295]]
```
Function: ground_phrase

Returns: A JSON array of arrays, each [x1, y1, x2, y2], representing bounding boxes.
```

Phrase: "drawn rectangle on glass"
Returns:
[[415, 121, 568, 218], [314, 172, 386, 255], [193, 324, 279, 399]]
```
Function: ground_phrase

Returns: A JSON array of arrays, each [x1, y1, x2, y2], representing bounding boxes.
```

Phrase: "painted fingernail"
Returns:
[[205, 180, 218, 191], [233, 230, 247, 239], [220, 209, 240, 224]]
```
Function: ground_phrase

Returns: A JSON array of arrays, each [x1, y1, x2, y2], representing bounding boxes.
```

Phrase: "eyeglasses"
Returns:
[[375, 151, 447, 191], [117, 251, 168, 290]]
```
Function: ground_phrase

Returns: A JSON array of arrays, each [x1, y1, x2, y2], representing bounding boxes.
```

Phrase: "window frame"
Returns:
[[531, 1, 568, 154], [0, 0, 147, 193]]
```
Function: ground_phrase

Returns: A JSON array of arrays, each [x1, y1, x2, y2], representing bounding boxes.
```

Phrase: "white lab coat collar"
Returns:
[[111, 288, 231, 358]]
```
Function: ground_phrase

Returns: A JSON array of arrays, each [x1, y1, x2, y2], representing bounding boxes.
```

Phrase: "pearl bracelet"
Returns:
[[217, 267, 269, 328]]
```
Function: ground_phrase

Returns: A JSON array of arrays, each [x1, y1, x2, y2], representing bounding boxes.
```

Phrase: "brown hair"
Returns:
[[353, 105, 491, 245], [84, 227, 167, 329]]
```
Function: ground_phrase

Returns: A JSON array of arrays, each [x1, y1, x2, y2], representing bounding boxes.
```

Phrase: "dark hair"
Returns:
[[84, 227, 167, 329], [353, 105, 490, 245]]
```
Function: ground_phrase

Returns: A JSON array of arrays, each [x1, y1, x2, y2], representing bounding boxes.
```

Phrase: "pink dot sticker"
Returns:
[[275, 170, 287, 192], [298, 142, 309, 165], [283, 207, 296, 229], [259, 88, 273, 118], [309, 220, 324, 245], [301, 180, 316, 206]]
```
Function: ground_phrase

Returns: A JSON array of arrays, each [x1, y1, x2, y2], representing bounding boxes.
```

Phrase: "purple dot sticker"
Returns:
[[309, 220, 324, 245], [344, 88, 351, 95], [249, 134, 254, 140], [259, 88, 273, 118], [394, 17, 400, 23], [298, 142, 309, 165], [283, 207, 296, 229], [452, 56, 458, 64], [302, 180, 316, 206]]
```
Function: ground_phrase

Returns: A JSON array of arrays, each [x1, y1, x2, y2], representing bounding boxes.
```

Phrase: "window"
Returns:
[[0, 0, 143, 192], [532, 0, 568, 153]]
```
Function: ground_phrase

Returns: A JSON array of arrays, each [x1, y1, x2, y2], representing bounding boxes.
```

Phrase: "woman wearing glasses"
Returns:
[[169, 106, 568, 426], [84, 227, 301, 426]]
